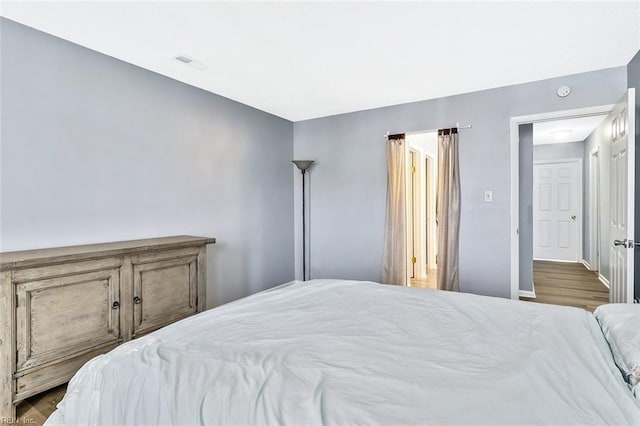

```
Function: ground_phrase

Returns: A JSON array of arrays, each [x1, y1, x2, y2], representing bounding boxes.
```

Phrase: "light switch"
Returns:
[[484, 191, 493, 202]]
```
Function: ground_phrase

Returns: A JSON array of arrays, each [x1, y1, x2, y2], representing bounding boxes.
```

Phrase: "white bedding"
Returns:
[[47, 280, 640, 425], [594, 303, 640, 387]]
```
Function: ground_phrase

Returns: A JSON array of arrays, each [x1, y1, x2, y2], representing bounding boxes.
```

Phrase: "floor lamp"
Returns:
[[292, 160, 315, 281]]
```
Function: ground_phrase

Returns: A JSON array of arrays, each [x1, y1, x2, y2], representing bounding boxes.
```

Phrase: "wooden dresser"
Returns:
[[0, 235, 215, 420]]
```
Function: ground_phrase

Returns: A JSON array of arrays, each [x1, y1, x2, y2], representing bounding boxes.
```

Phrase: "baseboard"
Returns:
[[534, 258, 578, 263], [519, 282, 536, 299], [519, 290, 536, 298], [580, 259, 593, 270], [598, 274, 610, 289]]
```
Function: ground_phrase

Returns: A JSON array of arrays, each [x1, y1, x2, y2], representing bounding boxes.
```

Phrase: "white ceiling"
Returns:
[[533, 115, 608, 146], [2, 1, 639, 121]]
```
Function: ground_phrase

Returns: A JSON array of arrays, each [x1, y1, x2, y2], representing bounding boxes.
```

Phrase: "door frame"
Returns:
[[532, 158, 583, 263], [406, 148, 420, 281], [425, 153, 438, 270], [509, 104, 614, 300], [589, 147, 600, 273]]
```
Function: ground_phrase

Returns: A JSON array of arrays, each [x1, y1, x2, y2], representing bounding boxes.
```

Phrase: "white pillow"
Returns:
[[593, 304, 640, 388]]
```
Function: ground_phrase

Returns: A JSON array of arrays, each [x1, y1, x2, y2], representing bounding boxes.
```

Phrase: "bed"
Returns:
[[46, 279, 640, 425]]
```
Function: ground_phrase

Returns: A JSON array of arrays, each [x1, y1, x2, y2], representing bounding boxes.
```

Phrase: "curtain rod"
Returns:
[[387, 133, 405, 140], [384, 122, 472, 138]]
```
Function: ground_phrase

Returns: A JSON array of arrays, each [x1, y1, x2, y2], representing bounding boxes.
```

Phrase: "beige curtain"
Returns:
[[382, 135, 407, 285], [437, 129, 461, 291]]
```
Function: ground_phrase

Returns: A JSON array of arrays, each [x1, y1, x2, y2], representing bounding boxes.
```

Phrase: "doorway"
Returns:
[[522, 114, 606, 309], [406, 131, 438, 288], [510, 105, 614, 300], [512, 90, 637, 307]]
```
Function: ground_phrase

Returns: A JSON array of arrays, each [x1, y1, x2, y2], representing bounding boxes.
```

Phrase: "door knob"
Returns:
[[111, 301, 120, 309], [133, 296, 142, 304], [614, 239, 628, 247], [571, 215, 576, 220]]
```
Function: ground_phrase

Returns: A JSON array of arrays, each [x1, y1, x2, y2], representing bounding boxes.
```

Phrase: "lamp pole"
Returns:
[[292, 160, 315, 281], [301, 168, 308, 281]]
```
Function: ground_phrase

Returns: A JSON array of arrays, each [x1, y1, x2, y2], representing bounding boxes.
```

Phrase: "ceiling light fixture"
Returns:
[[551, 129, 573, 140], [174, 54, 209, 71]]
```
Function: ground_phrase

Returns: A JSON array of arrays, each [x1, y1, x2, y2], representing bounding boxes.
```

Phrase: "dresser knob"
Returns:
[[111, 301, 120, 309], [133, 296, 141, 304]]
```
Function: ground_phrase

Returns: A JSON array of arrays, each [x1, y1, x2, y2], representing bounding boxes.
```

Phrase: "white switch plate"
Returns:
[[484, 191, 493, 202]]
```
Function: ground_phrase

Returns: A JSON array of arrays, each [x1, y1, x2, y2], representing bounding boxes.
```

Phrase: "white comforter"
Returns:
[[47, 280, 640, 425]]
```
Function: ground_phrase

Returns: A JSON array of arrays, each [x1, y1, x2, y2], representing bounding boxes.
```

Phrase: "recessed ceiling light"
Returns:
[[551, 129, 573, 140], [174, 54, 209, 71]]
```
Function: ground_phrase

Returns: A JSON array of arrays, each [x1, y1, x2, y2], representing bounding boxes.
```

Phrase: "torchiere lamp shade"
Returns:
[[292, 160, 315, 171]]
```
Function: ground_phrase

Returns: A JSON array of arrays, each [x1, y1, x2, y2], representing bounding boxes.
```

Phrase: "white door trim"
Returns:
[[518, 289, 536, 298], [424, 153, 438, 270], [406, 147, 420, 282], [589, 147, 600, 273], [598, 273, 611, 289], [509, 104, 614, 300]]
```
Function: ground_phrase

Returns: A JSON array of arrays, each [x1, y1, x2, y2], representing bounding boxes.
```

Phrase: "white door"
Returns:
[[609, 89, 636, 303], [533, 160, 582, 261]]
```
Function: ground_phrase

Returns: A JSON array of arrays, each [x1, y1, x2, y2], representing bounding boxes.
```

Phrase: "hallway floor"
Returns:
[[520, 261, 609, 312], [411, 269, 438, 289]]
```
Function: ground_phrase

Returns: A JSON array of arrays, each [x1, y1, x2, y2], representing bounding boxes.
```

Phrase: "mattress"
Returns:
[[46, 279, 640, 425]]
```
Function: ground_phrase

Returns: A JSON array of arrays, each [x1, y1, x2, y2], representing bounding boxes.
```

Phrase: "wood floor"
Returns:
[[411, 269, 438, 289], [16, 384, 67, 425], [520, 260, 609, 312]]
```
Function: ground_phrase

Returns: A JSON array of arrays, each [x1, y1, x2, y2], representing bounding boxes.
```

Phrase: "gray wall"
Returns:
[[518, 124, 533, 293], [294, 67, 627, 298], [0, 18, 295, 307], [628, 50, 640, 300], [533, 141, 585, 161]]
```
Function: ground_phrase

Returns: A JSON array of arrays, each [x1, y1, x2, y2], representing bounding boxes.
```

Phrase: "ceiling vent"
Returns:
[[174, 54, 209, 70], [175, 55, 193, 64]]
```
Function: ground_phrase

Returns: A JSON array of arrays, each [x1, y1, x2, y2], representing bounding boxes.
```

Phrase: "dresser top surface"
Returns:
[[0, 235, 216, 269]]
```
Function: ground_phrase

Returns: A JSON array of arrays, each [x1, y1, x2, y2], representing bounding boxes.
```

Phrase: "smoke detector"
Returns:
[[556, 85, 571, 98]]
